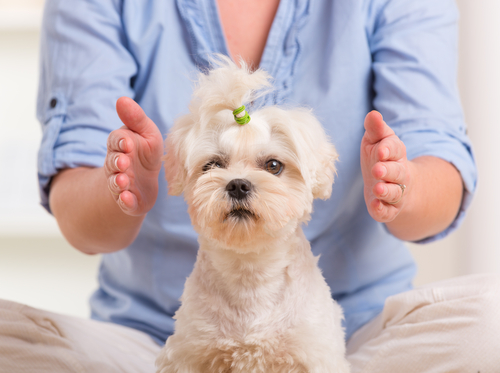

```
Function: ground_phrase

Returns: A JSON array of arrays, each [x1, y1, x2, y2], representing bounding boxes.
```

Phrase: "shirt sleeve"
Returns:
[[37, 0, 137, 213], [367, 0, 476, 243]]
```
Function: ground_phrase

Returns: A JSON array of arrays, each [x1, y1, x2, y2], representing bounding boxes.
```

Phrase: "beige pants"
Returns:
[[1, 274, 499, 373]]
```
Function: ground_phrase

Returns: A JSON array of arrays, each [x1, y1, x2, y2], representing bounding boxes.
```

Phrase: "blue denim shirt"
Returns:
[[37, 0, 476, 344]]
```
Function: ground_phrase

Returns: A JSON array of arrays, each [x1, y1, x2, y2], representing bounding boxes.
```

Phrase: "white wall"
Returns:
[[0, 1, 498, 318], [456, 0, 500, 275], [0, 30, 62, 236], [0, 1, 59, 236], [0, 2, 101, 318], [0, 237, 100, 317]]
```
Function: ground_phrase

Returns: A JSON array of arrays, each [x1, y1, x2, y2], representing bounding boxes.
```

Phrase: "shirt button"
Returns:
[[50, 98, 57, 108]]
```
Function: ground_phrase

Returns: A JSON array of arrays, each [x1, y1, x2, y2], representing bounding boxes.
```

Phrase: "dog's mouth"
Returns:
[[225, 207, 256, 221]]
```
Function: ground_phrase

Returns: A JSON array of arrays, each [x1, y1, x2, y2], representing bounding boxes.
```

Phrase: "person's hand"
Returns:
[[360, 111, 412, 223], [105, 97, 164, 216]]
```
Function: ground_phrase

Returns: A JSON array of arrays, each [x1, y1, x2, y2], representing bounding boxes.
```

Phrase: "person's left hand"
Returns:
[[360, 111, 412, 223]]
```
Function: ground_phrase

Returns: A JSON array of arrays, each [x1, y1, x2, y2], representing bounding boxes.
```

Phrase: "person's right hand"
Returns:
[[105, 97, 164, 216]]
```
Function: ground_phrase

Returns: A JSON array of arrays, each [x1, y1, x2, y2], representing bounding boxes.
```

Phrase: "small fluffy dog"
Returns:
[[157, 57, 350, 373]]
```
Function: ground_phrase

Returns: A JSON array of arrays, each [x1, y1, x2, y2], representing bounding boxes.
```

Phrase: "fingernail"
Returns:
[[118, 194, 130, 211], [119, 139, 125, 151], [113, 174, 119, 188], [380, 165, 387, 177], [114, 156, 120, 170]]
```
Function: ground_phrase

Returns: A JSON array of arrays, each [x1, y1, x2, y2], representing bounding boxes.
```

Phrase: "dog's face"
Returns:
[[164, 106, 337, 250]]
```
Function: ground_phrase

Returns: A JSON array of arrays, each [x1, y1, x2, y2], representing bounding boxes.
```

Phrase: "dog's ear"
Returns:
[[162, 117, 191, 196], [163, 136, 187, 196], [287, 109, 338, 200], [310, 138, 338, 200]]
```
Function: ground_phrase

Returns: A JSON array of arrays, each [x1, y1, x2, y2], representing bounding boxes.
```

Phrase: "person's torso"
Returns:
[[90, 0, 416, 344]]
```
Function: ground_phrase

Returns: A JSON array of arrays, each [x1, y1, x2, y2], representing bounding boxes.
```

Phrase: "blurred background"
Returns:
[[0, 0, 499, 319]]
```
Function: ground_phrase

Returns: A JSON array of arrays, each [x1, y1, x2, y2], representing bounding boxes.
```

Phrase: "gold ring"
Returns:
[[387, 184, 406, 205]]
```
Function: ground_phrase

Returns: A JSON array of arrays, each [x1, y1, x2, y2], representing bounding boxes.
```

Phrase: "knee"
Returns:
[[460, 274, 500, 368], [468, 273, 500, 308], [474, 273, 500, 321]]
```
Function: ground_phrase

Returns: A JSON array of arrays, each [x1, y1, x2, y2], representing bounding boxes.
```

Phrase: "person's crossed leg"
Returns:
[[1, 274, 499, 373]]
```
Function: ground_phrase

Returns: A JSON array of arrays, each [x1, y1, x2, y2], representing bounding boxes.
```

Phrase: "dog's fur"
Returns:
[[156, 57, 350, 373]]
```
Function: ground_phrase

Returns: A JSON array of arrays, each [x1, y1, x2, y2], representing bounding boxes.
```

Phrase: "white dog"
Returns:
[[156, 57, 350, 373]]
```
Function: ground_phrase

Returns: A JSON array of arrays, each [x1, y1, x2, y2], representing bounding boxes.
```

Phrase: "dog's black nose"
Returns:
[[226, 179, 252, 200]]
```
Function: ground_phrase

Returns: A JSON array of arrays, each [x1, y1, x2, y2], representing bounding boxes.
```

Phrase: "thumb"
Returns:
[[363, 111, 395, 144], [116, 97, 157, 137]]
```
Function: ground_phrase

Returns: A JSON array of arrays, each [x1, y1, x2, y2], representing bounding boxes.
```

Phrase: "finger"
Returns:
[[372, 161, 406, 184], [108, 173, 130, 196], [369, 198, 401, 223], [107, 128, 133, 154], [116, 97, 157, 138], [118, 190, 138, 213], [373, 182, 405, 205], [375, 136, 406, 162], [363, 111, 395, 145], [370, 198, 398, 222], [105, 152, 130, 175], [107, 174, 120, 196]]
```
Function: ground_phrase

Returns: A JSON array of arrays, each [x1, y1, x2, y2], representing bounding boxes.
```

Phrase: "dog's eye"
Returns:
[[203, 161, 223, 172], [265, 159, 283, 176]]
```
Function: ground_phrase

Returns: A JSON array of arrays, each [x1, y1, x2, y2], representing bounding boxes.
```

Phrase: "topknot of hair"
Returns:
[[190, 54, 273, 127]]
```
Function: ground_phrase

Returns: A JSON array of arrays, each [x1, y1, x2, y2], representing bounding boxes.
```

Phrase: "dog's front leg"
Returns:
[[155, 340, 197, 373], [156, 353, 202, 373], [156, 335, 220, 373]]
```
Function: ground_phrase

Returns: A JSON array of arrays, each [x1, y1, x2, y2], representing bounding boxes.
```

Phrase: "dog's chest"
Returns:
[[161, 244, 345, 372], [184, 250, 316, 338]]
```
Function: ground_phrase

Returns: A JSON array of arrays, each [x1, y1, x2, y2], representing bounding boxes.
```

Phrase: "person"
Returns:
[[1, 0, 499, 372]]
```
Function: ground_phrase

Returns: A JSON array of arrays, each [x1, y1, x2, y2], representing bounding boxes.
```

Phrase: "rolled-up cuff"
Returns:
[[37, 114, 109, 213]]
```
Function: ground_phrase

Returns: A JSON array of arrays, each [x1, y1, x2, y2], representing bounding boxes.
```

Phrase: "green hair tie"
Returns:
[[233, 105, 251, 125]]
